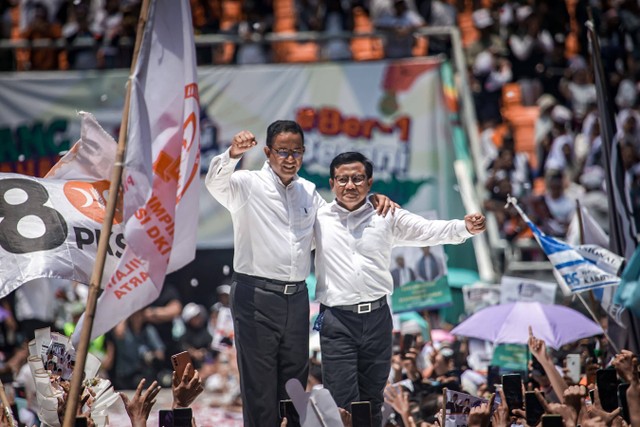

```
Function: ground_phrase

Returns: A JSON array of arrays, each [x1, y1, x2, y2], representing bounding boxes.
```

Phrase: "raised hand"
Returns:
[[464, 213, 486, 235], [229, 130, 258, 158], [172, 363, 204, 409], [120, 378, 161, 427]]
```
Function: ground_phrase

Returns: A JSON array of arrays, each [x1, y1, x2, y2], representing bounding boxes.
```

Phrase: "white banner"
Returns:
[[74, 0, 200, 343], [462, 283, 501, 314], [500, 276, 557, 305]]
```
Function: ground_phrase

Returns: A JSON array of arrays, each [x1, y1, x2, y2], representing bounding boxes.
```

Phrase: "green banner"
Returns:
[[491, 344, 528, 372], [391, 276, 453, 313]]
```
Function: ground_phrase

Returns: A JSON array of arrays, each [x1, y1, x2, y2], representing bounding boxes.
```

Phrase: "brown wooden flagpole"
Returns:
[[62, 0, 153, 425]]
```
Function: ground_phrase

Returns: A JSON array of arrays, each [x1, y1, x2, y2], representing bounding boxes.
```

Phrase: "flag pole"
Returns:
[[62, 1, 153, 425]]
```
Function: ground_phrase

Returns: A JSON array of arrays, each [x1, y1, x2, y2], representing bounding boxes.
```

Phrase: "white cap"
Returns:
[[182, 302, 204, 322], [537, 94, 557, 112], [217, 284, 231, 295], [472, 9, 493, 29], [473, 51, 494, 75], [551, 105, 572, 124], [516, 5, 533, 22]]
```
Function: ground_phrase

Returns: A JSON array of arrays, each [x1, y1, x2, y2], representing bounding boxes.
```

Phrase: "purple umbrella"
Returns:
[[450, 302, 603, 349]]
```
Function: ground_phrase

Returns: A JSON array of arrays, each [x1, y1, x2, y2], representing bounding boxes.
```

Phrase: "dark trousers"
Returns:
[[230, 276, 310, 427], [319, 304, 393, 427]]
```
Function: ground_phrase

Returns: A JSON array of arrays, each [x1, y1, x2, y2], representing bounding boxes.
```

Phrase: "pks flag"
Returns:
[[507, 197, 620, 293], [0, 113, 124, 298], [74, 0, 200, 343]]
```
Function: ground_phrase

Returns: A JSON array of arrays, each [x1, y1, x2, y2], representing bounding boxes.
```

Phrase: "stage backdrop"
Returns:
[[0, 58, 467, 255]]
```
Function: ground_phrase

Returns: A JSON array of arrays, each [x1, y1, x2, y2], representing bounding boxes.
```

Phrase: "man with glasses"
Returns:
[[313, 152, 486, 426], [205, 121, 395, 426]]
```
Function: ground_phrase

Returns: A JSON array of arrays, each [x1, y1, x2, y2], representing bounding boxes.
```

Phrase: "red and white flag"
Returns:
[[74, 0, 200, 343]]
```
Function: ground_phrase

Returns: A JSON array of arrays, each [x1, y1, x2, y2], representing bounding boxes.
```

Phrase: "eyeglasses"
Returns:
[[270, 147, 305, 159], [334, 175, 367, 186]]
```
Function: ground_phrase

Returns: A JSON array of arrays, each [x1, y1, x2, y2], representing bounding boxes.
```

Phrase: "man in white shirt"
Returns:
[[205, 121, 395, 426], [313, 152, 486, 426]]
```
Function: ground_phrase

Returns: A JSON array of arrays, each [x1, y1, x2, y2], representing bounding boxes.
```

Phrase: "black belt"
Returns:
[[234, 273, 307, 295], [332, 296, 387, 314]]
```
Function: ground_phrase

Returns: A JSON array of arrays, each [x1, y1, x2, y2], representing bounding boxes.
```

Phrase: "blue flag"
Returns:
[[507, 197, 620, 293]]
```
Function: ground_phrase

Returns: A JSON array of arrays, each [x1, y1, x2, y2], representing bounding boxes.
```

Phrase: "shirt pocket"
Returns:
[[292, 206, 315, 236]]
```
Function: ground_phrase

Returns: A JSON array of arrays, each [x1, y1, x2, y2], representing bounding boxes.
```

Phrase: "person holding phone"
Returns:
[[205, 122, 396, 427], [313, 152, 486, 426]]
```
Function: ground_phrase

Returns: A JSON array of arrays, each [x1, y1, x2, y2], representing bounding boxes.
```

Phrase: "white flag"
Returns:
[[0, 112, 123, 298], [74, 0, 200, 343]]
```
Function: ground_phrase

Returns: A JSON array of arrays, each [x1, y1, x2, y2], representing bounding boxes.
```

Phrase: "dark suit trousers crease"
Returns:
[[320, 304, 393, 427], [230, 278, 310, 427]]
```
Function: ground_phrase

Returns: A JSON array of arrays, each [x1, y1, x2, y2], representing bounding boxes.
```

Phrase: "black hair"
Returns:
[[329, 152, 374, 179], [266, 120, 304, 147]]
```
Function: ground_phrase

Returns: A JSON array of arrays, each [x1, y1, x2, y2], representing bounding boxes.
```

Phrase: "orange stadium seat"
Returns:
[[350, 6, 384, 61], [271, 0, 318, 63]]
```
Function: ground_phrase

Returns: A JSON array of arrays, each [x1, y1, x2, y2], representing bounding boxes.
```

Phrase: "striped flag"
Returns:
[[507, 197, 620, 293]]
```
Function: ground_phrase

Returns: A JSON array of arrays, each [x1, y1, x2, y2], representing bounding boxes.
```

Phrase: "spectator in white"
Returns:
[[465, 8, 506, 64], [208, 285, 234, 351], [471, 50, 512, 126], [578, 166, 610, 234], [391, 255, 416, 289], [415, 246, 443, 282], [314, 151, 485, 426], [616, 107, 640, 157], [559, 55, 597, 124], [374, 0, 424, 59], [535, 170, 576, 237], [534, 94, 557, 169], [507, 5, 553, 105], [580, 106, 602, 170], [544, 105, 576, 180]]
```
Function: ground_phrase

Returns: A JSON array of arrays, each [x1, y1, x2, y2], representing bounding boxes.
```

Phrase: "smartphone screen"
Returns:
[[541, 414, 564, 427], [279, 399, 301, 427], [158, 409, 173, 427], [596, 368, 620, 412], [173, 408, 193, 427], [502, 373, 523, 413], [74, 416, 88, 427], [487, 365, 500, 393], [401, 334, 415, 358], [589, 389, 595, 404], [351, 401, 373, 427], [171, 351, 193, 381], [565, 354, 581, 384], [525, 391, 544, 426], [618, 383, 631, 423], [392, 332, 401, 355]]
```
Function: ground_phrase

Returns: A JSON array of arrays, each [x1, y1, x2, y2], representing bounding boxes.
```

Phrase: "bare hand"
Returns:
[[528, 326, 549, 363], [464, 213, 486, 235], [338, 408, 352, 427], [468, 394, 494, 427], [563, 385, 587, 418], [172, 363, 204, 409], [370, 194, 399, 216], [229, 130, 257, 158], [491, 388, 510, 427], [120, 378, 161, 427], [384, 384, 410, 417], [536, 389, 578, 427], [612, 350, 638, 384]]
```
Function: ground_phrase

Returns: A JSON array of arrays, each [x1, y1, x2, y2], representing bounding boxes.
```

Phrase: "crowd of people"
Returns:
[[0, 0, 639, 426]]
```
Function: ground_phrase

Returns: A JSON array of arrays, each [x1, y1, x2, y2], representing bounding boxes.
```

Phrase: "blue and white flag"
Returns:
[[507, 197, 620, 293]]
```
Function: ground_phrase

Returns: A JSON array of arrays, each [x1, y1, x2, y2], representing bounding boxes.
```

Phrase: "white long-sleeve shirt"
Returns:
[[314, 201, 472, 306], [205, 149, 325, 281]]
